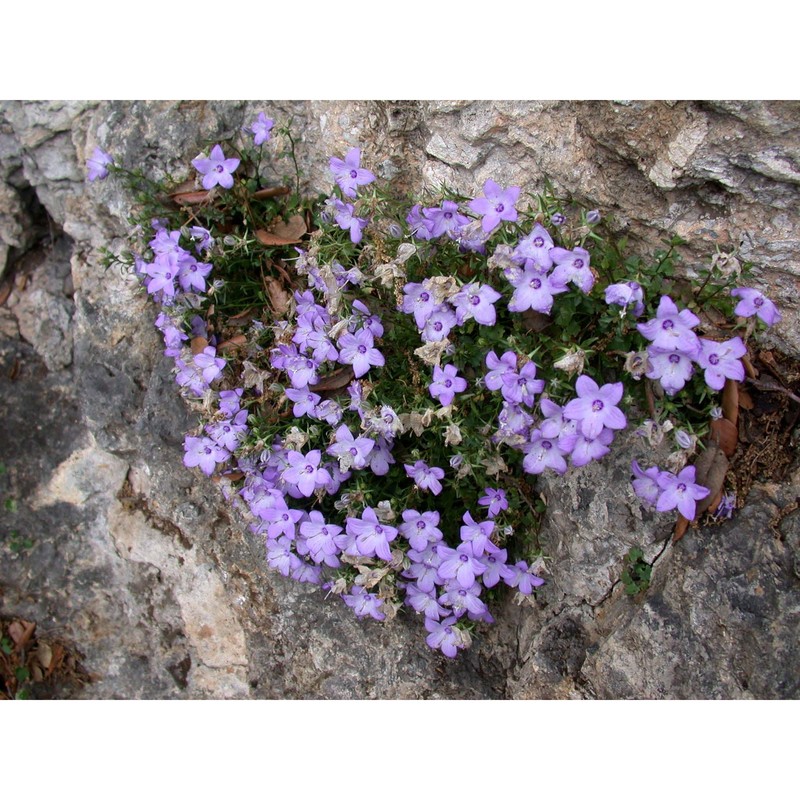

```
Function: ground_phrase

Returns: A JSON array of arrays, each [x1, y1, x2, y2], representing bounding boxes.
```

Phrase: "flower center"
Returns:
[[495, 203, 505, 213], [349, 447, 358, 456], [304, 465, 314, 474], [533, 236, 544, 247], [416, 520, 426, 529], [754, 296, 764, 307], [349, 169, 358, 179], [375, 525, 383, 534], [677, 483, 686, 493], [215, 164, 224, 173], [669, 354, 681, 364], [420, 292, 430, 302], [358, 345, 367, 354], [433, 322, 443, 332], [709, 353, 720, 365], [471, 295, 481, 306], [592, 399, 604, 412], [530, 278, 542, 290], [460, 554, 469, 562], [444, 211, 452, 219], [574, 258, 584, 269], [662, 319, 675, 330], [444, 379, 452, 388]]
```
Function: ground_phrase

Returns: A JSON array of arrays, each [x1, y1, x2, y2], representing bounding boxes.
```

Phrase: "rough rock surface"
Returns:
[[1, 100, 798, 698]]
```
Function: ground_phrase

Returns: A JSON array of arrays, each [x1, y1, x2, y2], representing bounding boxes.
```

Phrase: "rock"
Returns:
[[1, 100, 798, 699]]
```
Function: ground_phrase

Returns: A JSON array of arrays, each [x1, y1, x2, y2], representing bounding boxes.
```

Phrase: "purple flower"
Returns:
[[403, 542, 445, 592], [398, 509, 443, 551], [189, 226, 214, 254], [299, 510, 343, 568], [87, 147, 113, 181], [508, 267, 568, 314], [421, 305, 457, 343], [285, 387, 321, 419], [437, 542, 488, 589], [405, 460, 445, 495], [191, 144, 240, 191], [655, 465, 710, 519], [266, 536, 301, 578], [586, 209, 601, 224], [550, 212, 566, 226], [469, 179, 521, 234], [404, 585, 447, 621], [513, 223, 555, 270], [337, 328, 384, 378], [439, 582, 489, 620], [501, 360, 546, 408], [326, 424, 375, 470], [406, 204, 434, 240], [479, 549, 515, 588], [605, 281, 645, 317], [177, 254, 213, 293], [343, 586, 386, 621], [206, 409, 248, 452], [423, 200, 469, 239], [522, 430, 569, 475], [451, 282, 502, 326], [504, 561, 545, 595], [429, 364, 467, 407], [402, 282, 438, 329], [696, 337, 746, 391], [459, 512, 498, 557], [646, 348, 694, 396], [345, 507, 398, 561], [281, 449, 331, 497], [249, 112, 274, 146], [563, 375, 627, 439], [478, 488, 508, 518], [485, 350, 518, 391], [550, 247, 594, 293], [328, 198, 368, 244], [631, 460, 662, 507], [570, 427, 615, 467], [425, 617, 467, 658], [183, 435, 230, 476], [636, 295, 701, 357], [194, 347, 226, 385], [731, 287, 781, 326], [329, 147, 375, 198]]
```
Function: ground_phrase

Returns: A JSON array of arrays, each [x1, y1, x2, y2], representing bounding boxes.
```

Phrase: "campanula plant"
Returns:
[[92, 113, 782, 658]]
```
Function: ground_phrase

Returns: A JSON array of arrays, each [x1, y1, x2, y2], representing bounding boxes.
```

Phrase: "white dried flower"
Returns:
[[414, 339, 450, 367], [552, 348, 586, 376], [444, 423, 463, 446]]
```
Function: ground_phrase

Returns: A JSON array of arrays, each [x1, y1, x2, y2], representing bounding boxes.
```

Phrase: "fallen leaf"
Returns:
[[256, 215, 308, 246], [217, 335, 247, 351], [693, 441, 729, 516], [252, 186, 290, 200], [37, 641, 52, 670], [8, 620, 35, 649], [227, 308, 255, 324], [673, 515, 690, 542], [710, 418, 738, 457], [170, 190, 212, 206], [313, 366, 355, 393], [520, 309, 551, 333], [742, 354, 758, 380], [190, 336, 209, 355], [721, 378, 739, 426], [738, 386, 754, 410], [0, 279, 12, 307], [264, 276, 292, 317]]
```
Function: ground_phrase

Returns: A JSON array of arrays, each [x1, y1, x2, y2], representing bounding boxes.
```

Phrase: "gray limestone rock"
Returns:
[[1, 100, 798, 699]]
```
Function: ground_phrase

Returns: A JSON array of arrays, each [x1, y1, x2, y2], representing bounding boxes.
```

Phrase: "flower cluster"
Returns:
[[94, 110, 783, 658]]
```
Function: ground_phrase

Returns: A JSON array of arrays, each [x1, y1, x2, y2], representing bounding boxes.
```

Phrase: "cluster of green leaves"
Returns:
[[621, 546, 653, 596]]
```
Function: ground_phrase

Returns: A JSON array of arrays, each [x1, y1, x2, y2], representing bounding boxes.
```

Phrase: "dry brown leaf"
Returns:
[[721, 378, 739, 426], [710, 418, 738, 457], [264, 276, 292, 317], [190, 336, 209, 355], [217, 335, 247, 351], [8, 620, 35, 649], [693, 441, 729, 516], [673, 515, 690, 542], [252, 186, 290, 200], [37, 641, 52, 670], [738, 386, 754, 410], [520, 309, 551, 333], [170, 190, 212, 206], [705, 490, 723, 517], [256, 215, 308, 246], [743, 354, 758, 379], [314, 366, 355, 393], [228, 307, 255, 323]]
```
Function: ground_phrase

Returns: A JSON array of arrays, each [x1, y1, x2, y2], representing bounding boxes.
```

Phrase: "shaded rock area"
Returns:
[[0, 100, 798, 699]]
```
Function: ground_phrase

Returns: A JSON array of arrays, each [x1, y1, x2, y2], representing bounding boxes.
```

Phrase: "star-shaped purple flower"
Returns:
[[563, 375, 627, 439], [469, 179, 521, 233], [249, 112, 274, 146], [337, 328, 384, 378], [191, 144, 240, 190], [655, 465, 710, 519], [329, 147, 375, 198], [405, 460, 445, 495], [731, 287, 782, 326], [429, 364, 467, 407], [87, 147, 113, 181]]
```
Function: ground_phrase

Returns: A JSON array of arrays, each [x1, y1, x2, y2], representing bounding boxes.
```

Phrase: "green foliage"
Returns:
[[621, 547, 652, 596]]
